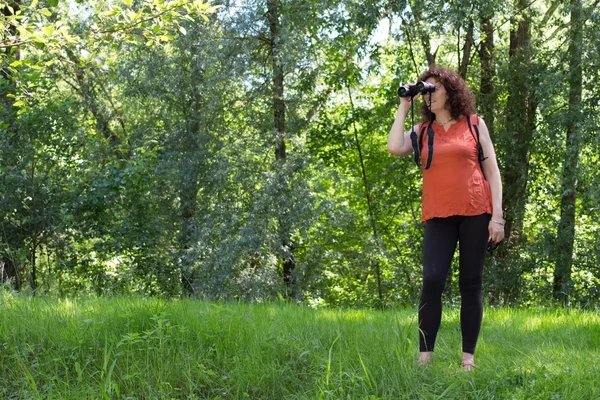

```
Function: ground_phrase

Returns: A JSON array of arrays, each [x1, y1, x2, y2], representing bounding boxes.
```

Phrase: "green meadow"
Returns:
[[1, 293, 599, 399]]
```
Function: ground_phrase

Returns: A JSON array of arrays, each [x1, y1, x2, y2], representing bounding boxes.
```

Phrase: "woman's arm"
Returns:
[[388, 94, 419, 156], [478, 117, 505, 243]]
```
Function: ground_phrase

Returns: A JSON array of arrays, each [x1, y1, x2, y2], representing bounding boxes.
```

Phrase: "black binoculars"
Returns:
[[397, 81, 436, 98]]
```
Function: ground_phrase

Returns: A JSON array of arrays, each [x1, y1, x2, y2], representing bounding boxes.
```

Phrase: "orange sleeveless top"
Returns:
[[419, 115, 492, 222]]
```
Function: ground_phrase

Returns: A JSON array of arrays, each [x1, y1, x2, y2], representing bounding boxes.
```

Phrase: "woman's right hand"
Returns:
[[389, 86, 421, 156], [397, 85, 421, 115]]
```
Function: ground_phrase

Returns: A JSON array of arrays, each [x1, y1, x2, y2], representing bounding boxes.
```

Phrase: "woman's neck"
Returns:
[[434, 110, 453, 123]]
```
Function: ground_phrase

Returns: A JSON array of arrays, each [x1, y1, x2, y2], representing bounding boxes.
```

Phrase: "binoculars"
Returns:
[[397, 81, 436, 98]]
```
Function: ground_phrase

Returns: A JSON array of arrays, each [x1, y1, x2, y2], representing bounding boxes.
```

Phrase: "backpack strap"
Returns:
[[409, 125, 421, 168], [466, 114, 487, 163], [412, 116, 484, 172], [423, 123, 434, 169], [410, 123, 427, 168], [410, 122, 434, 169]]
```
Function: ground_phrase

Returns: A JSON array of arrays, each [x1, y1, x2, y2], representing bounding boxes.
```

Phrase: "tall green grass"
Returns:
[[1, 292, 599, 399]]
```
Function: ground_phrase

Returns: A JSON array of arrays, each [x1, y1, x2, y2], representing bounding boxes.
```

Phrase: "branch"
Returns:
[[91, 67, 127, 135], [0, 40, 28, 49], [584, 0, 600, 24], [399, 15, 419, 77], [541, 0, 561, 26], [93, 1, 192, 36]]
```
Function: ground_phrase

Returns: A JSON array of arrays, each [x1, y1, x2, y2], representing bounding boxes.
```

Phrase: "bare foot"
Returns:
[[461, 352, 476, 371], [417, 351, 433, 367]]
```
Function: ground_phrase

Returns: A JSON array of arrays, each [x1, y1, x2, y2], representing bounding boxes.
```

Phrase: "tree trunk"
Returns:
[[1, 1, 23, 291], [267, 0, 295, 296], [410, 0, 436, 67], [1, 256, 22, 290], [29, 158, 38, 291], [478, 14, 495, 138], [458, 18, 474, 79], [490, 0, 536, 304], [177, 6, 223, 296], [503, 0, 535, 245], [553, 0, 583, 303], [178, 97, 202, 296]]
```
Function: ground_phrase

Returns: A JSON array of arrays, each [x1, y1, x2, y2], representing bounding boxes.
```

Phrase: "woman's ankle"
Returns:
[[419, 351, 433, 363]]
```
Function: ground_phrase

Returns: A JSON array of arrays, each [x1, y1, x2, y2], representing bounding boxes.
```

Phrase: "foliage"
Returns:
[[0, 0, 599, 306]]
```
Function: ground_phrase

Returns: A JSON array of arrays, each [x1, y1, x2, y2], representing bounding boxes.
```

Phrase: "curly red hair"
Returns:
[[418, 66, 476, 122]]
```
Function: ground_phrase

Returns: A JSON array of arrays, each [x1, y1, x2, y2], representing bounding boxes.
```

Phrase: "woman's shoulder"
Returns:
[[465, 114, 480, 124]]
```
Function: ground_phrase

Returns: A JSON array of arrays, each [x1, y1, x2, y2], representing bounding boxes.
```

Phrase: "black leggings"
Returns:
[[418, 213, 490, 354]]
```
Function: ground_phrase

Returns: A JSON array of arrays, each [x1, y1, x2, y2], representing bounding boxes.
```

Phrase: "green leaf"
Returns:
[[193, 0, 208, 9], [13, 100, 25, 107], [178, 26, 187, 35], [42, 25, 54, 37], [123, 0, 133, 5], [39, 9, 52, 16], [47, 0, 59, 7], [32, 32, 47, 44]]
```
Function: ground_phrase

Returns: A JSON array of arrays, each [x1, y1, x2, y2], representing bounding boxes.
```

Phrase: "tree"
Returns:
[[489, 0, 537, 304], [478, 9, 495, 137], [1, 0, 23, 288], [0, 0, 215, 293], [265, 0, 297, 296], [553, 0, 583, 303]]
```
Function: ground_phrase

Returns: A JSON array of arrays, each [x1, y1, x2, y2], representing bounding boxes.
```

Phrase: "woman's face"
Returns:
[[423, 77, 447, 114]]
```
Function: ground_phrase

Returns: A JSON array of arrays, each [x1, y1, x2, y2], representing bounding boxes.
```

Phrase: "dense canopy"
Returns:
[[1, 0, 598, 306]]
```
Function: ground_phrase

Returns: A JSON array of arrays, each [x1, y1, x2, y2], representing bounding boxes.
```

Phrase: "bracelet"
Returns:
[[491, 219, 505, 226]]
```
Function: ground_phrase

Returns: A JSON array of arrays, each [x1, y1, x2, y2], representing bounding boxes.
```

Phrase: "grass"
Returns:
[[1, 293, 599, 399]]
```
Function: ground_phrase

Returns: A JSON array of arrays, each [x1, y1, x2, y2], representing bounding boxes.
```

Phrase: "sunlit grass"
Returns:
[[0, 292, 599, 399]]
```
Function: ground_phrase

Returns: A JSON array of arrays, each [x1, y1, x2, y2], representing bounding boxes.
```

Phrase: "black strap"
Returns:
[[411, 123, 431, 169], [466, 114, 487, 163], [424, 123, 434, 169], [412, 115, 485, 172], [410, 127, 421, 168]]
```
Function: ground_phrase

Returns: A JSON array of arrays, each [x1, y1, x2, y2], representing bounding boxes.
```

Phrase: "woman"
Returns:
[[387, 66, 504, 370]]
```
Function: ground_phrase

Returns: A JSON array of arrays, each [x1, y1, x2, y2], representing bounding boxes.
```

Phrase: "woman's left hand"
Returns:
[[488, 218, 505, 243]]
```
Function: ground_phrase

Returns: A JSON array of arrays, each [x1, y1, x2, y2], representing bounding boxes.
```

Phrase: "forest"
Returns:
[[1, 0, 599, 307]]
